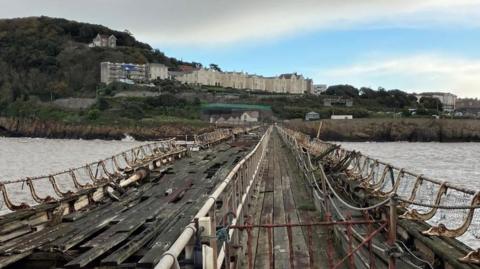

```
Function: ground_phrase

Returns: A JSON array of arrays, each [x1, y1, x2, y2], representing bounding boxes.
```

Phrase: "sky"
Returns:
[[1, 0, 480, 98]]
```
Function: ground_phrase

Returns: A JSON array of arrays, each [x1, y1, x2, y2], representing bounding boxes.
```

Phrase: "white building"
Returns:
[[209, 111, 259, 125], [305, 111, 320, 121], [89, 34, 117, 48], [240, 111, 259, 122], [312, 84, 327, 95], [331, 115, 353, 120], [100, 62, 169, 84], [171, 68, 313, 94], [416, 92, 457, 112]]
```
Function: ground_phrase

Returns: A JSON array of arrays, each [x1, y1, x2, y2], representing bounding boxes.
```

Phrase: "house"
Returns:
[[89, 34, 117, 48], [305, 111, 320, 121], [312, 84, 327, 95], [209, 110, 259, 125], [100, 62, 168, 84], [323, 97, 353, 107], [240, 111, 259, 122], [331, 115, 353, 120], [416, 92, 457, 112]]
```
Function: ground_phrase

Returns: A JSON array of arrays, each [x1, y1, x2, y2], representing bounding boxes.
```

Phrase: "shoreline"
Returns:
[[0, 117, 214, 141], [286, 118, 480, 142], [3, 117, 480, 142]]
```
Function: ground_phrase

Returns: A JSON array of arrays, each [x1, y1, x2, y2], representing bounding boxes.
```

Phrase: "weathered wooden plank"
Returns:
[[271, 139, 289, 269], [0, 251, 32, 268], [65, 232, 131, 268], [100, 203, 188, 266], [254, 161, 274, 268], [100, 223, 157, 266], [136, 188, 207, 268], [0, 138, 255, 269]]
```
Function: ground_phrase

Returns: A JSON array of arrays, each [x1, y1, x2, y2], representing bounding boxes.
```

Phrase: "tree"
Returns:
[[420, 97, 443, 111], [209, 63, 222, 72], [325, 85, 359, 98]]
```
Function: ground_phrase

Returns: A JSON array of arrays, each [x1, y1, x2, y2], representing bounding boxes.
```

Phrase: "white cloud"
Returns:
[[316, 54, 480, 98], [1, 0, 480, 45]]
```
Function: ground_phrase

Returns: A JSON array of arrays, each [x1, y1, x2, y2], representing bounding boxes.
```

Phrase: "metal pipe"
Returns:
[[155, 127, 271, 269], [228, 220, 385, 229], [388, 196, 398, 269]]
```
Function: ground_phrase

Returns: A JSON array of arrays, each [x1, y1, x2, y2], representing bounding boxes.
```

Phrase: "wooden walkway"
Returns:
[[0, 136, 258, 269], [237, 130, 334, 269]]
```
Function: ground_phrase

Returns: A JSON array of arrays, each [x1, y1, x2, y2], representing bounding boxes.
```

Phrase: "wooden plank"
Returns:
[[136, 190, 206, 267], [100, 202, 188, 266], [271, 137, 289, 269], [254, 158, 275, 268], [0, 251, 32, 268], [65, 232, 131, 268]]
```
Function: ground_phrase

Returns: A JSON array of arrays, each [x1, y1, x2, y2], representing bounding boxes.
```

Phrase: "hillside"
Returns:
[[0, 16, 193, 104]]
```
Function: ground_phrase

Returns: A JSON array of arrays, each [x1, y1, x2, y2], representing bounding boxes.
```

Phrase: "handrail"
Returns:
[[154, 126, 271, 269]]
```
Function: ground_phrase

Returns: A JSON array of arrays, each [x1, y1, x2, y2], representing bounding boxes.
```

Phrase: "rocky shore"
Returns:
[[286, 118, 480, 142], [0, 117, 214, 140]]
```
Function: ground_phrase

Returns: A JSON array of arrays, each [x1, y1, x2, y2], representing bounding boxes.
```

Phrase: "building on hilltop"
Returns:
[[89, 34, 117, 48], [323, 97, 353, 107], [331, 115, 353, 120], [100, 62, 168, 84], [312, 84, 328, 95], [416, 92, 457, 112], [456, 98, 480, 116], [305, 111, 320, 121], [170, 68, 313, 94]]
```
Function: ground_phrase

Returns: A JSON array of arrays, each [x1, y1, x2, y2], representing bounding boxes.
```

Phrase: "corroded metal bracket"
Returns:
[[0, 184, 30, 210], [373, 169, 404, 197], [398, 175, 423, 208], [422, 192, 480, 237], [459, 249, 480, 265], [26, 178, 56, 204], [400, 183, 447, 221]]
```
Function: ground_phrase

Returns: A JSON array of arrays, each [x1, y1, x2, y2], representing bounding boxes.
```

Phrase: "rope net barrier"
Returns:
[[276, 126, 480, 244]]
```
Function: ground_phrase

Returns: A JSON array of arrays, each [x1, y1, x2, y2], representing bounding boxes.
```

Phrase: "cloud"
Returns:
[[1, 0, 480, 45], [316, 54, 480, 98]]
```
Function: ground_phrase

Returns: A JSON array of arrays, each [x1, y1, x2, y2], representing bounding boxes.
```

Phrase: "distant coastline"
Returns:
[[0, 117, 214, 141], [286, 118, 480, 142]]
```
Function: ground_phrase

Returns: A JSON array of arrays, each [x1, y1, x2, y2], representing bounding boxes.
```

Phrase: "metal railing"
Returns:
[[155, 126, 272, 269], [0, 139, 183, 214], [0, 126, 261, 215], [277, 125, 480, 266]]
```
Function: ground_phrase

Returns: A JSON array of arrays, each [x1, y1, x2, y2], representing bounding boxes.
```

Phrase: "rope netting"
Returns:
[[278, 126, 480, 245]]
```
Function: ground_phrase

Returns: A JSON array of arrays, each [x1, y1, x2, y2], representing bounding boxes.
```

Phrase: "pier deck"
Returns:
[[235, 129, 336, 269], [0, 134, 259, 269]]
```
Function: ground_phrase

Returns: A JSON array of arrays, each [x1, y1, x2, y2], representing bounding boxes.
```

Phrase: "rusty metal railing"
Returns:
[[277, 125, 480, 266], [194, 126, 260, 148], [0, 139, 184, 214]]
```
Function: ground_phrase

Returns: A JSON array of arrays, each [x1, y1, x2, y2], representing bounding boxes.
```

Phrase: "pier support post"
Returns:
[[388, 195, 398, 269]]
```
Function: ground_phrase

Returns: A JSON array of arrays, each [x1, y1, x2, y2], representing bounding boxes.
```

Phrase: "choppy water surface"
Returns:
[[0, 137, 147, 181], [340, 141, 480, 248], [340, 142, 480, 190]]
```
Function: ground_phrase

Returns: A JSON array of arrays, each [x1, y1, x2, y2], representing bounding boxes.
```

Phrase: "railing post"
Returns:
[[388, 195, 397, 269], [209, 207, 219, 269]]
